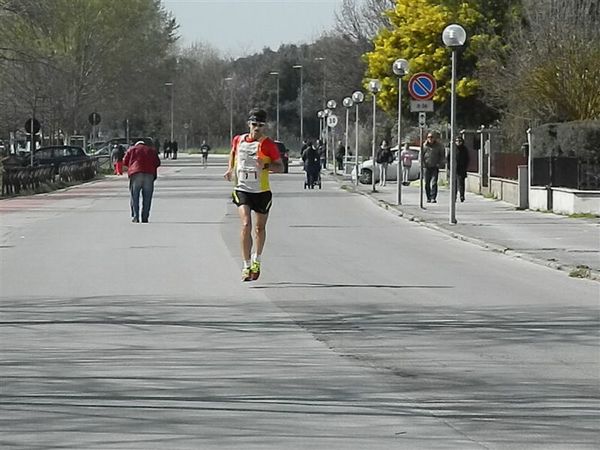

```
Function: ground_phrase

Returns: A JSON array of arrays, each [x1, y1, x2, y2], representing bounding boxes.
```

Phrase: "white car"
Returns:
[[351, 145, 421, 184]]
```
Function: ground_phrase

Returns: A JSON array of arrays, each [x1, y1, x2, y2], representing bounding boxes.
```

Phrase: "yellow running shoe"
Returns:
[[250, 260, 261, 281], [241, 267, 252, 282]]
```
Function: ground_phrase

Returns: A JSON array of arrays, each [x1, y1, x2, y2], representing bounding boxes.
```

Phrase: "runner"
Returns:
[[223, 108, 284, 281], [200, 140, 211, 168]]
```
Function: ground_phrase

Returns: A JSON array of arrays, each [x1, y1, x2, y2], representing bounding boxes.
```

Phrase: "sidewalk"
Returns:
[[332, 172, 600, 281]]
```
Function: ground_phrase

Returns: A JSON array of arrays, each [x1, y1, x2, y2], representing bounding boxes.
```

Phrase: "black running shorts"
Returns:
[[232, 190, 273, 214]]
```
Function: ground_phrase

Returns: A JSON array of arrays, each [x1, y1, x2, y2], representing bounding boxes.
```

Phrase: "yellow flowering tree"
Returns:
[[364, 0, 493, 119]]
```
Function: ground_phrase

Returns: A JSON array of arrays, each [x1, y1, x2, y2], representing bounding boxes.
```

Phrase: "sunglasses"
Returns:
[[250, 122, 265, 128], [426, 135, 434, 138]]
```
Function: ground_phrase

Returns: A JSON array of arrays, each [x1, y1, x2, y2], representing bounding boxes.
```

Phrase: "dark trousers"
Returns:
[[305, 165, 320, 187], [424, 167, 439, 200], [455, 174, 466, 200]]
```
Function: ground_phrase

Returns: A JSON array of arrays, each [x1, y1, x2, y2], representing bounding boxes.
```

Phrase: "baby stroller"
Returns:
[[304, 164, 321, 189], [302, 145, 322, 189]]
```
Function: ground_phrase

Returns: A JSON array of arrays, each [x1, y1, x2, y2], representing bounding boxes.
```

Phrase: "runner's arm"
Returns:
[[261, 158, 283, 173], [224, 139, 237, 181], [257, 139, 283, 173]]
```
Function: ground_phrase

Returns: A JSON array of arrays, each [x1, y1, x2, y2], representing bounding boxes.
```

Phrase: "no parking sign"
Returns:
[[408, 72, 436, 101]]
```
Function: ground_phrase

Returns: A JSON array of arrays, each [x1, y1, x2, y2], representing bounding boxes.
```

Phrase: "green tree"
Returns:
[[479, 0, 600, 124], [0, 0, 177, 138], [364, 0, 517, 127]]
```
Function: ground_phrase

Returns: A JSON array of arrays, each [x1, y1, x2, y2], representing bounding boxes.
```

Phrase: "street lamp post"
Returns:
[[327, 99, 337, 173], [317, 110, 324, 143], [223, 77, 233, 143], [164, 82, 174, 142], [342, 96, 354, 175], [352, 91, 364, 186], [442, 24, 467, 225], [315, 57, 326, 108], [292, 64, 303, 143], [392, 58, 409, 205], [368, 79, 381, 193], [269, 71, 280, 141], [183, 122, 189, 150], [323, 108, 331, 169]]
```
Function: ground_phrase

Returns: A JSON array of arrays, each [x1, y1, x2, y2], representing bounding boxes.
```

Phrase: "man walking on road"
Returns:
[[223, 108, 283, 281], [422, 130, 445, 203], [123, 140, 161, 223]]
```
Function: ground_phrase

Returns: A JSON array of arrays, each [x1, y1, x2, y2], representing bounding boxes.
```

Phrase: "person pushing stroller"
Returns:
[[302, 141, 321, 189]]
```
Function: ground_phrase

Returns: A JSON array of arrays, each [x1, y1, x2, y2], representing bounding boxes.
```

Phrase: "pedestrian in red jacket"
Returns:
[[123, 141, 161, 223]]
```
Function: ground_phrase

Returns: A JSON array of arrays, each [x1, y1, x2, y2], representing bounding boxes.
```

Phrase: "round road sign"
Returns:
[[408, 72, 436, 101], [327, 115, 338, 128], [24, 118, 41, 134], [88, 112, 101, 126]]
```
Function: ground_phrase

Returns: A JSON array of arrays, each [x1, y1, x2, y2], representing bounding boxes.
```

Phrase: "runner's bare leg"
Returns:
[[238, 205, 252, 261], [254, 212, 269, 257]]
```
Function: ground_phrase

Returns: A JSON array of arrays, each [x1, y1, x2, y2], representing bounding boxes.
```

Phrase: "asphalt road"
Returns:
[[1, 155, 598, 449]]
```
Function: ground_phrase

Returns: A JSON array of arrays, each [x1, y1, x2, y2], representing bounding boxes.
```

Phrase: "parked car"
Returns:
[[351, 145, 421, 184], [32, 145, 90, 172], [274, 140, 289, 173]]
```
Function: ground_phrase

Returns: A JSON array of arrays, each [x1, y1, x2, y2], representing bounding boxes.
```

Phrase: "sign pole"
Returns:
[[419, 125, 424, 209], [396, 77, 402, 205], [407, 73, 437, 210], [30, 95, 37, 166]]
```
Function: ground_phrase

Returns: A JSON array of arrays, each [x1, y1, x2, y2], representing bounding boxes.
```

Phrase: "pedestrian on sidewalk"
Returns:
[[123, 140, 161, 223], [376, 139, 393, 187], [300, 139, 310, 155], [317, 139, 327, 169], [400, 143, 413, 186], [335, 140, 345, 171], [111, 144, 125, 175], [449, 136, 471, 202], [422, 131, 445, 203], [223, 108, 284, 282]]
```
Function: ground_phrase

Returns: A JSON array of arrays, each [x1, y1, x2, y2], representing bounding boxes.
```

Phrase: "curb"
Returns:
[[336, 177, 600, 282]]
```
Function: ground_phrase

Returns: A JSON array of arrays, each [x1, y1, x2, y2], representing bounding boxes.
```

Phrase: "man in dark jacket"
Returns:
[[316, 139, 327, 169], [335, 140, 345, 171], [171, 140, 178, 159], [302, 141, 321, 188], [421, 131, 445, 203], [451, 136, 471, 202], [123, 141, 161, 223]]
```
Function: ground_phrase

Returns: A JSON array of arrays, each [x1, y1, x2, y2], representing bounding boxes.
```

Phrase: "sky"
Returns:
[[161, 0, 344, 58]]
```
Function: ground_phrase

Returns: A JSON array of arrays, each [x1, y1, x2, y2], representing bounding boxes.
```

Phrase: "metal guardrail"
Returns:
[[57, 159, 99, 182], [1, 165, 55, 196], [1, 159, 99, 196]]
